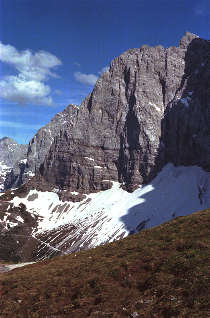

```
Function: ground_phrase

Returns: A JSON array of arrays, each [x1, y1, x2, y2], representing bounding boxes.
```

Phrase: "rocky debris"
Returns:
[[42, 32, 210, 193], [0, 137, 27, 192], [0, 200, 38, 262]]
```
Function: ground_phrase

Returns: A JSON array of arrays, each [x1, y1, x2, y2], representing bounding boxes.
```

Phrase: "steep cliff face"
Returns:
[[163, 34, 210, 169], [3, 104, 79, 191], [42, 32, 210, 193], [42, 46, 167, 192]]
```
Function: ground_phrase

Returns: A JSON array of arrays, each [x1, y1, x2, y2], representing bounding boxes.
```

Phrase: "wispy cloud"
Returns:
[[193, 2, 210, 16], [54, 89, 62, 95], [74, 72, 98, 86], [0, 42, 62, 106], [99, 66, 109, 74], [0, 120, 41, 130], [74, 66, 109, 86], [73, 62, 81, 67]]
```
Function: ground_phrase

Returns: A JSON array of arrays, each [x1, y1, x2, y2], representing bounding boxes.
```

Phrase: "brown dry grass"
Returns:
[[0, 209, 209, 318]]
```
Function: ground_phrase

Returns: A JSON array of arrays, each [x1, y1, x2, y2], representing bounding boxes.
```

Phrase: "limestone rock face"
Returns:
[[42, 32, 210, 193], [42, 47, 166, 192], [3, 32, 210, 194]]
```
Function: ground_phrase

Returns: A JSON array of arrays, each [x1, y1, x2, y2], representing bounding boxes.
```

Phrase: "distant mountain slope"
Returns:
[[0, 137, 27, 191], [0, 163, 209, 262], [0, 209, 209, 317], [0, 104, 79, 191]]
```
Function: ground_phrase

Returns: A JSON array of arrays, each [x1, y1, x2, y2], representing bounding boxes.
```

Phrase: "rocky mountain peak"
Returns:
[[40, 32, 210, 194], [0, 33, 210, 264], [2, 33, 210, 195], [179, 31, 199, 49], [0, 137, 18, 146]]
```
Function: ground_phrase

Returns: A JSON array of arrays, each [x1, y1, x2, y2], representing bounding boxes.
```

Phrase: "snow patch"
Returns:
[[84, 157, 94, 161], [20, 159, 27, 164], [7, 164, 210, 255], [70, 191, 79, 195], [7, 262, 35, 271], [16, 216, 24, 223], [149, 102, 162, 113], [26, 171, 35, 177]]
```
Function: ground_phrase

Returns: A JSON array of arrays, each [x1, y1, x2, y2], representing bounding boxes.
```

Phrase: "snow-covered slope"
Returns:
[[2, 163, 209, 260]]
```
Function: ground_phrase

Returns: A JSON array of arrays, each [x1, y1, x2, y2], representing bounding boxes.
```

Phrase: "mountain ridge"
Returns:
[[41, 32, 210, 194], [0, 32, 210, 263]]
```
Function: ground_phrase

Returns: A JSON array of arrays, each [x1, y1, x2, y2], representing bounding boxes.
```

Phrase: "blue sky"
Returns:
[[0, 0, 210, 144]]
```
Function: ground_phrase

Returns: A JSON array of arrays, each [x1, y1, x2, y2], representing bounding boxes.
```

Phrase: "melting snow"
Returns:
[[149, 102, 162, 113], [26, 171, 35, 177], [16, 216, 24, 223], [6, 262, 35, 271], [84, 157, 94, 161], [8, 163, 210, 253], [20, 159, 27, 164]]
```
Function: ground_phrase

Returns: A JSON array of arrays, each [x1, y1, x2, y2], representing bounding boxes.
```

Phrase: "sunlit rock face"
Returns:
[[42, 32, 210, 193]]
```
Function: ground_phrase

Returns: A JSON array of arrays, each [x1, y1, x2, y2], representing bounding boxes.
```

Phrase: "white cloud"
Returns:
[[0, 120, 41, 130], [74, 66, 109, 86], [193, 3, 210, 16], [100, 66, 109, 73], [0, 42, 62, 106], [73, 62, 81, 67], [74, 72, 98, 86], [54, 89, 62, 95], [0, 75, 53, 106]]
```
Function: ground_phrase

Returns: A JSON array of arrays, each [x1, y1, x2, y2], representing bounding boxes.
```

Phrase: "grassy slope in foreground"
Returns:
[[0, 210, 209, 318]]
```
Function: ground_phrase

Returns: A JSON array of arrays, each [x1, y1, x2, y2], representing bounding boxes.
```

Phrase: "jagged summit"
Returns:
[[179, 31, 199, 48], [1, 33, 210, 194], [0, 137, 18, 145], [41, 32, 210, 193]]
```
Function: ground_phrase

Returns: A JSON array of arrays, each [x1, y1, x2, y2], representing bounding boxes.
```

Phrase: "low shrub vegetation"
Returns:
[[0, 209, 209, 317]]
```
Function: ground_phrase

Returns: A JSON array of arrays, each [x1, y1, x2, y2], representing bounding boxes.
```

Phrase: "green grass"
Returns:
[[0, 209, 209, 318]]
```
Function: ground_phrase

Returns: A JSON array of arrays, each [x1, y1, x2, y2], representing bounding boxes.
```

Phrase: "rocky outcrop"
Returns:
[[2, 104, 79, 191], [42, 32, 210, 193], [0, 137, 27, 191]]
